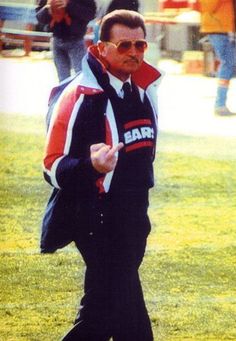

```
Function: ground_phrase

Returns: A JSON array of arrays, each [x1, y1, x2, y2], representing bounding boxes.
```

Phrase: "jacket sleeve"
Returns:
[[36, 0, 96, 24], [66, 0, 97, 22], [35, 0, 52, 24], [43, 87, 100, 190], [106, 0, 139, 14]]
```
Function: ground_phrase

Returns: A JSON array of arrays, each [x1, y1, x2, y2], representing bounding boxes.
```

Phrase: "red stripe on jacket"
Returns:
[[125, 141, 154, 152], [124, 119, 151, 130], [44, 88, 79, 171]]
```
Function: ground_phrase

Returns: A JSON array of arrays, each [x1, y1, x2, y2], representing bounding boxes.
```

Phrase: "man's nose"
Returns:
[[128, 44, 137, 55]]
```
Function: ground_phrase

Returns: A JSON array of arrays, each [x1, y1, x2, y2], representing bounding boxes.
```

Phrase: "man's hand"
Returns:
[[49, 0, 68, 10], [90, 142, 124, 173]]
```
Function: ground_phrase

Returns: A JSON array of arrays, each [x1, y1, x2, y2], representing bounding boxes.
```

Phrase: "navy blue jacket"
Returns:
[[41, 45, 162, 253]]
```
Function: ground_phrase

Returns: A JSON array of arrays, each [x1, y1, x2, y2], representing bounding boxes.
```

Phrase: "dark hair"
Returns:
[[100, 9, 146, 42]]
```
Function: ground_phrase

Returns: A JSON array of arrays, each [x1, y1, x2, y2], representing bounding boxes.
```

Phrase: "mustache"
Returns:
[[125, 57, 139, 63]]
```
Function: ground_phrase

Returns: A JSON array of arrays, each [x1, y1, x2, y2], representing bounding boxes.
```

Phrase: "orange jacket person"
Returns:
[[199, 0, 236, 116]]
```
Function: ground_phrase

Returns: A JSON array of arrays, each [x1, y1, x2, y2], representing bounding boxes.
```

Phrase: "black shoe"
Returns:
[[61, 322, 111, 341]]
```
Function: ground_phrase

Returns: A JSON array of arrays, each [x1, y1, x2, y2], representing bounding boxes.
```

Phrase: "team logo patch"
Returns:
[[123, 119, 154, 152]]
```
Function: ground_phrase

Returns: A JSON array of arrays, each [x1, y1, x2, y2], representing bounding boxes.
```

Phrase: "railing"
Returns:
[[0, 2, 51, 55], [0, 2, 95, 56]]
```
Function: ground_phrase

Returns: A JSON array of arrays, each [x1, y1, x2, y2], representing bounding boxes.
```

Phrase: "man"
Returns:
[[199, 0, 236, 116], [43, 9, 161, 340], [36, 0, 96, 81]]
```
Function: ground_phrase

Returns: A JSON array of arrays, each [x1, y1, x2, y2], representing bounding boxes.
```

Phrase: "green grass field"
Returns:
[[1, 113, 236, 341]]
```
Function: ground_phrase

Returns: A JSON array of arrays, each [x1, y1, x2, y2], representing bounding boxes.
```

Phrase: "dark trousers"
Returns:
[[61, 191, 153, 341]]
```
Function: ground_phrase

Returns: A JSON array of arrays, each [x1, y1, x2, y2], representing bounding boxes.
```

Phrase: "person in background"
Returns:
[[36, 0, 96, 82], [199, 0, 236, 116], [106, 0, 139, 14], [42, 9, 161, 340]]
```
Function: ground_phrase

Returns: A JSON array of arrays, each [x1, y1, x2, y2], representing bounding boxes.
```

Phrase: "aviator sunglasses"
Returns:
[[105, 39, 148, 54]]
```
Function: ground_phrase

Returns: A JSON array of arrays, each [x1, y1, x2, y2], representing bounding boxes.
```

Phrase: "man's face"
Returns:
[[98, 24, 146, 81]]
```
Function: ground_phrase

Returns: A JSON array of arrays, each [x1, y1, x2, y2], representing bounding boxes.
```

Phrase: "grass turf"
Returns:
[[1, 113, 236, 340]]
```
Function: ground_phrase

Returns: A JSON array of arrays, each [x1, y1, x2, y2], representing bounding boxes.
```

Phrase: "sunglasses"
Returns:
[[105, 39, 148, 54]]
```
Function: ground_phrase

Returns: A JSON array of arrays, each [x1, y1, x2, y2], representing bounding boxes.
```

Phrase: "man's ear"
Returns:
[[97, 40, 107, 57]]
